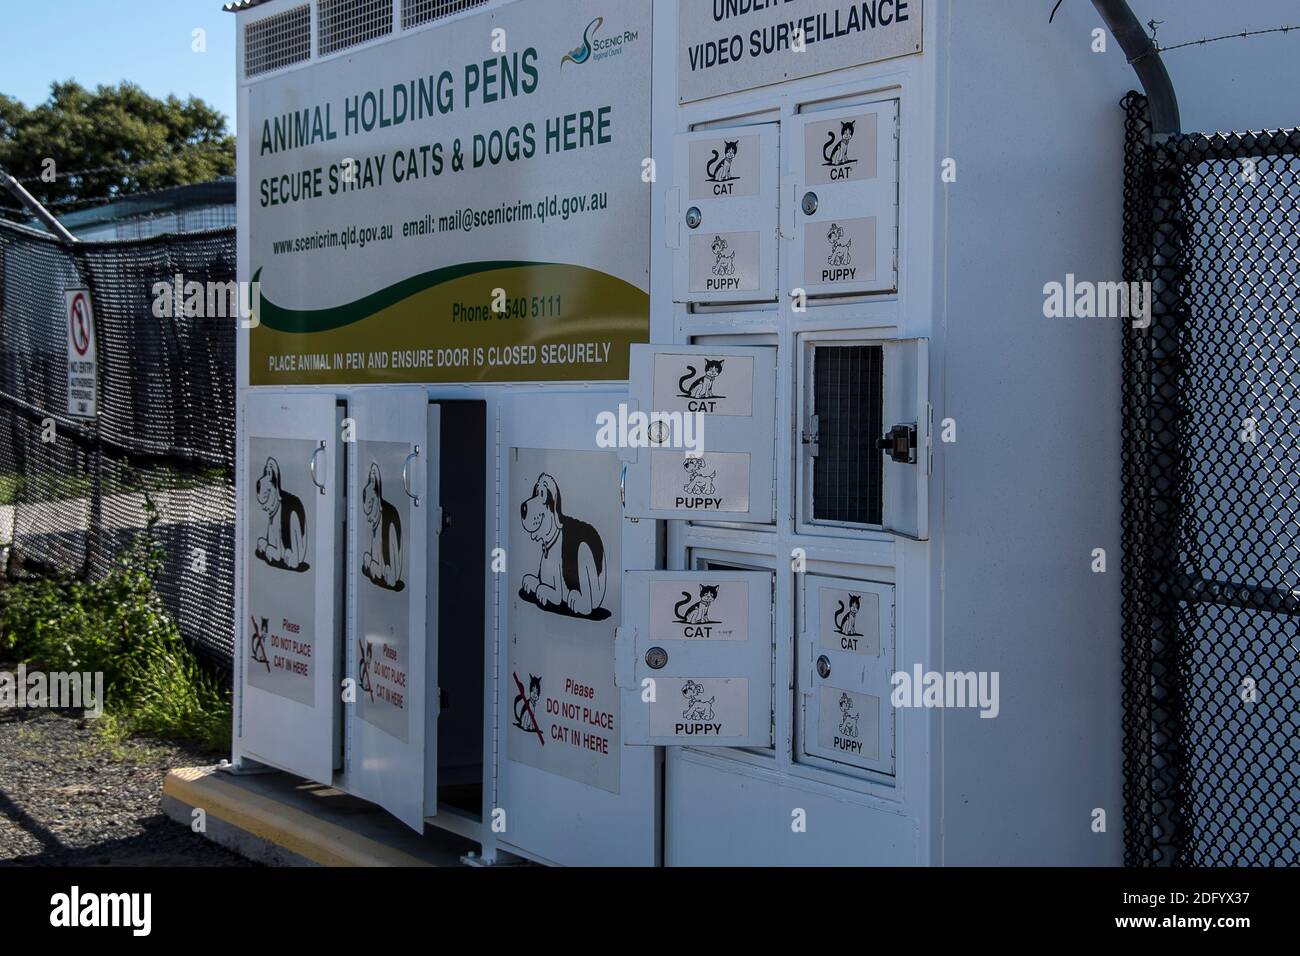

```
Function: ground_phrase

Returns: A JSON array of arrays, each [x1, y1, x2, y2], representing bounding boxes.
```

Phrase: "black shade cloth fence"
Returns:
[[0, 219, 237, 671], [1121, 93, 1299, 866]]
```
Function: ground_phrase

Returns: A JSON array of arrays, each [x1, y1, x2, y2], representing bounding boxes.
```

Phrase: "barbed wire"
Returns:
[[1155, 24, 1298, 54]]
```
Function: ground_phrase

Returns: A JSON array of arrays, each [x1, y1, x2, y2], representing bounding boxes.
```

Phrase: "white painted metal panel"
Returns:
[[882, 338, 930, 540], [618, 570, 773, 747], [346, 388, 438, 831], [673, 125, 780, 305], [240, 391, 343, 785]]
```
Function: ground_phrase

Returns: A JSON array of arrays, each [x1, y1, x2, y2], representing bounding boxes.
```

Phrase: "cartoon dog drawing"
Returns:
[[682, 456, 716, 496], [838, 692, 859, 738], [254, 456, 309, 572], [361, 461, 404, 591], [682, 680, 715, 721], [711, 236, 736, 276], [519, 473, 608, 618], [827, 222, 853, 266]]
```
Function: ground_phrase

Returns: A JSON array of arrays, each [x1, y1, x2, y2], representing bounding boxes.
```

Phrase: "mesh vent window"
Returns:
[[244, 5, 311, 77], [812, 345, 884, 526], [403, 0, 489, 30], [319, 0, 394, 56]]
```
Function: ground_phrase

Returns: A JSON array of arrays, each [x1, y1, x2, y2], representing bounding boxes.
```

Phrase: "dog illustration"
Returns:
[[706, 140, 739, 182], [838, 692, 859, 738], [677, 359, 724, 400], [711, 236, 736, 276], [361, 461, 404, 591], [682, 680, 715, 721], [682, 456, 716, 496], [827, 223, 853, 266], [674, 585, 719, 624], [823, 120, 856, 167], [254, 456, 309, 572], [519, 473, 608, 618], [835, 594, 862, 636]]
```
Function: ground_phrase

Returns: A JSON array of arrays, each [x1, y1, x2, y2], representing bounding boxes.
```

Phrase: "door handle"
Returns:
[[309, 442, 326, 495], [620, 463, 627, 510], [401, 445, 421, 508]]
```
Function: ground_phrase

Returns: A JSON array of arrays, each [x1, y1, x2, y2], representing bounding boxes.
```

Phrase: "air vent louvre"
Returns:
[[244, 5, 311, 78], [319, 0, 394, 56], [403, 0, 489, 30]]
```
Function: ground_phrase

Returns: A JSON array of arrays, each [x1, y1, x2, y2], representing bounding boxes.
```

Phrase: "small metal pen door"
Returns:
[[347, 388, 438, 831], [671, 124, 779, 305], [791, 100, 898, 297], [618, 570, 772, 748], [621, 344, 777, 523], [881, 337, 930, 540], [800, 576, 894, 776], [240, 391, 342, 785]]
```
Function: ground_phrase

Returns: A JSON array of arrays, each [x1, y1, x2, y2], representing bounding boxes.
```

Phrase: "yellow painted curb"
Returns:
[[164, 767, 432, 867]]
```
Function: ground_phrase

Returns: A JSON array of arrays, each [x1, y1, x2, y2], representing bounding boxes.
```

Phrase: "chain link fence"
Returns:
[[0, 219, 237, 672], [1121, 93, 1299, 866]]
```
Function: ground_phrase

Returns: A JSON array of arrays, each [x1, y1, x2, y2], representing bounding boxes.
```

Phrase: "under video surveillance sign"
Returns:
[[678, 0, 923, 103]]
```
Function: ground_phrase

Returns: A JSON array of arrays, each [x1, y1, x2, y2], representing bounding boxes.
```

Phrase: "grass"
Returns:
[[0, 501, 231, 751]]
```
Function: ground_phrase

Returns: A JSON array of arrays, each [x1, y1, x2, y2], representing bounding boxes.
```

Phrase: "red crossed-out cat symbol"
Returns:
[[249, 617, 271, 672], [512, 672, 544, 746]]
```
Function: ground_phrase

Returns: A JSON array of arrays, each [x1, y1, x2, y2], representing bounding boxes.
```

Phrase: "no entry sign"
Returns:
[[65, 289, 97, 418]]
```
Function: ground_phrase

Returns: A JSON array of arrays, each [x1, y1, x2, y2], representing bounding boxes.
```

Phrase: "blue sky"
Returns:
[[2, 0, 237, 128]]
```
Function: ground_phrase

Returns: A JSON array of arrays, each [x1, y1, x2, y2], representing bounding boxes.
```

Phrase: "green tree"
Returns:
[[0, 81, 234, 221]]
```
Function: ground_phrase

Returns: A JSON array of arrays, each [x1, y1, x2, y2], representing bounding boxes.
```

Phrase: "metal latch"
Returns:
[[877, 423, 917, 464], [801, 414, 820, 457]]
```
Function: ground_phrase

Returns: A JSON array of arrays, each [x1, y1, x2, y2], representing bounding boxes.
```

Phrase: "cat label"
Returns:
[[803, 112, 879, 186], [819, 587, 880, 657], [818, 686, 880, 761], [804, 216, 876, 286], [649, 579, 749, 642], [688, 134, 761, 199], [247, 436, 318, 707], [651, 353, 754, 417], [650, 450, 750, 513], [689, 231, 761, 293], [650, 677, 749, 738]]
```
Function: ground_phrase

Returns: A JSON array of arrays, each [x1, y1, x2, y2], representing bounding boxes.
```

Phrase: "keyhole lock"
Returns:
[[816, 655, 832, 679], [801, 191, 819, 216], [685, 206, 702, 229], [645, 647, 669, 670]]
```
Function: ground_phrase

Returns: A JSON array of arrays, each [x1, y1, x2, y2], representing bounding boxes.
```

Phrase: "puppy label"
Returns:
[[650, 677, 748, 740], [650, 450, 750, 515], [804, 216, 876, 287], [816, 686, 880, 763], [688, 231, 760, 295]]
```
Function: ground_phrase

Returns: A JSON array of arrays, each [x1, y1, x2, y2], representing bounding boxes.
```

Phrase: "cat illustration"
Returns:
[[513, 673, 541, 733], [678, 360, 724, 399], [674, 584, 720, 624], [835, 594, 861, 636], [823, 120, 856, 167], [706, 140, 739, 182], [683, 456, 716, 496]]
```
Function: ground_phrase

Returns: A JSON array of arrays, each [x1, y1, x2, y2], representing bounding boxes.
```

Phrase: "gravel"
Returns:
[[0, 703, 250, 867]]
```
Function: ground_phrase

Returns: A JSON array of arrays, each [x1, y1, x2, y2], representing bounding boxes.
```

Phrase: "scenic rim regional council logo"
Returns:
[[561, 16, 603, 67], [560, 15, 640, 69]]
